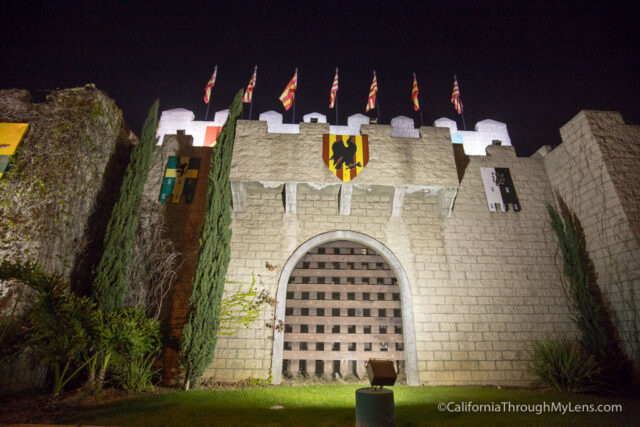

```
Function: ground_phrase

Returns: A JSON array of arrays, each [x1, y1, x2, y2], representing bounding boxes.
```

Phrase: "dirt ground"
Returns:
[[0, 388, 170, 425]]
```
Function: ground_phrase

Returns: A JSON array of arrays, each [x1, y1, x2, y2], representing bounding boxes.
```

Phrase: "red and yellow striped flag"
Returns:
[[365, 70, 378, 112], [203, 66, 217, 104], [242, 66, 257, 103], [329, 68, 339, 109], [279, 69, 298, 111], [412, 73, 420, 111], [451, 76, 463, 114]]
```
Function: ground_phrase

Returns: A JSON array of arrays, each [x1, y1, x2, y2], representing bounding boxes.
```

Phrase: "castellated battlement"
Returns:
[[157, 108, 512, 157]]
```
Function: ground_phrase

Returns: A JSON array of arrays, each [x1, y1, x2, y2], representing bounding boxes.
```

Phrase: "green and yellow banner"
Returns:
[[0, 123, 29, 178]]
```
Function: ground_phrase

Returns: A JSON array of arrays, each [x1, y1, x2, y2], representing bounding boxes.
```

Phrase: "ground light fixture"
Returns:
[[355, 359, 397, 426]]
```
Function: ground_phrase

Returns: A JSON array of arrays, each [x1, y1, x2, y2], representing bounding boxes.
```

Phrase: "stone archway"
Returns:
[[271, 231, 418, 385]]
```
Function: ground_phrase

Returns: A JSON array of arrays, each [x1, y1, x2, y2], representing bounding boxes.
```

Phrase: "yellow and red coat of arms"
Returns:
[[322, 134, 369, 182]]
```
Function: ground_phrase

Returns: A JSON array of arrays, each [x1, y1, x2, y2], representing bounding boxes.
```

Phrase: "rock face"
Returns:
[[0, 85, 136, 285]]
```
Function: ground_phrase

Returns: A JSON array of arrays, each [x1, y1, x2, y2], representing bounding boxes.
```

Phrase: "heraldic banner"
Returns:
[[322, 134, 369, 182]]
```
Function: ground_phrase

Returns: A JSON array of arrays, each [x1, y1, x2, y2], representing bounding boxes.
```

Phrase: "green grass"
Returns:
[[60, 385, 639, 426]]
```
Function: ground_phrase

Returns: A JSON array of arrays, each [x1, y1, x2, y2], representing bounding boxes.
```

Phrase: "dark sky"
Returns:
[[2, 1, 639, 156]]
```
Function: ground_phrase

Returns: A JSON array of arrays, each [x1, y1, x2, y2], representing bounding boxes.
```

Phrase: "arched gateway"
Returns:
[[271, 231, 419, 385]]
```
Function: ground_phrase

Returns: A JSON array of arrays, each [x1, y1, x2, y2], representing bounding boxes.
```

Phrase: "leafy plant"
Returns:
[[219, 275, 273, 336], [27, 283, 100, 395], [113, 353, 159, 392], [86, 307, 161, 392], [530, 339, 600, 392]]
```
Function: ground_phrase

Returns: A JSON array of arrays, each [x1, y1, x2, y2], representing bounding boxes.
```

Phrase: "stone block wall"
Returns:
[[438, 145, 576, 385], [208, 124, 577, 386], [543, 111, 640, 363]]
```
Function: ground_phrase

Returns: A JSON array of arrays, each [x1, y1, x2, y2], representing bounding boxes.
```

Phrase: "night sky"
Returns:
[[2, 1, 639, 156]]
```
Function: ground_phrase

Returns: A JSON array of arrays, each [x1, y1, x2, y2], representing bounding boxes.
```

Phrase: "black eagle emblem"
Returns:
[[329, 136, 362, 171]]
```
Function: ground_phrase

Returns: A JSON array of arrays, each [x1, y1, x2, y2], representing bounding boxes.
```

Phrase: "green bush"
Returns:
[[530, 339, 600, 392], [113, 353, 158, 392], [89, 307, 161, 392], [27, 280, 100, 395]]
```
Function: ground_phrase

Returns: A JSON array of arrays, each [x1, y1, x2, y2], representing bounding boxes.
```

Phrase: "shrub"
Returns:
[[27, 282, 100, 395], [88, 307, 161, 392], [113, 353, 158, 392], [530, 339, 600, 392]]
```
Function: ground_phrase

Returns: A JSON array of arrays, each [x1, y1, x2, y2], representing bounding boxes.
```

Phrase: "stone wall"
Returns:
[[543, 111, 640, 363], [438, 145, 576, 385]]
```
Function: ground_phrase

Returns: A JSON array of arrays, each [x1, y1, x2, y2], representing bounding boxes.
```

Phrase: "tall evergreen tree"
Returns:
[[179, 91, 243, 390], [93, 100, 159, 313]]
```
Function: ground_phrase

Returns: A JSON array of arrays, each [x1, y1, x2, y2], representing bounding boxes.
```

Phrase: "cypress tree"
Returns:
[[179, 91, 243, 390], [92, 100, 159, 313]]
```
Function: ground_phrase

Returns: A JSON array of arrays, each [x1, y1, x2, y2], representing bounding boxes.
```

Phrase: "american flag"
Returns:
[[451, 76, 463, 114], [279, 69, 298, 111], [242, 66, 257, 103], [203, 66, 217, 104], [329, 68, 339, 109], [412, 73, 420, 111], [365, 70, 378, 112]]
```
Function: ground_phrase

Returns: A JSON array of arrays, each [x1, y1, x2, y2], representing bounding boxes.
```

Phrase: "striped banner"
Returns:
[[329, 68, 339, 109], [412, 73, 420, 111], [242, 66, 257, 103], [203, 66, 218, 104], [322, 134, 369, 182], [365, 71, 378, 112], [279, 69, 298, 111], [451, 77, 463, 114]]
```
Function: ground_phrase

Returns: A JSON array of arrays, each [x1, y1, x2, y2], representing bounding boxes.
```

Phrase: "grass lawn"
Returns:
[[58, 385, 639, 426]]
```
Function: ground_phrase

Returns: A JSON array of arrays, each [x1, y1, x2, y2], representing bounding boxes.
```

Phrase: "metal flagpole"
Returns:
[[205, 102, 210, 121]]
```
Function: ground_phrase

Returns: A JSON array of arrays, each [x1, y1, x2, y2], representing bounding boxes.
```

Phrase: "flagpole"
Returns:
[[454, 74, 467, 130], [205, 102, 210, 121], [292, 67, 297, 124]]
